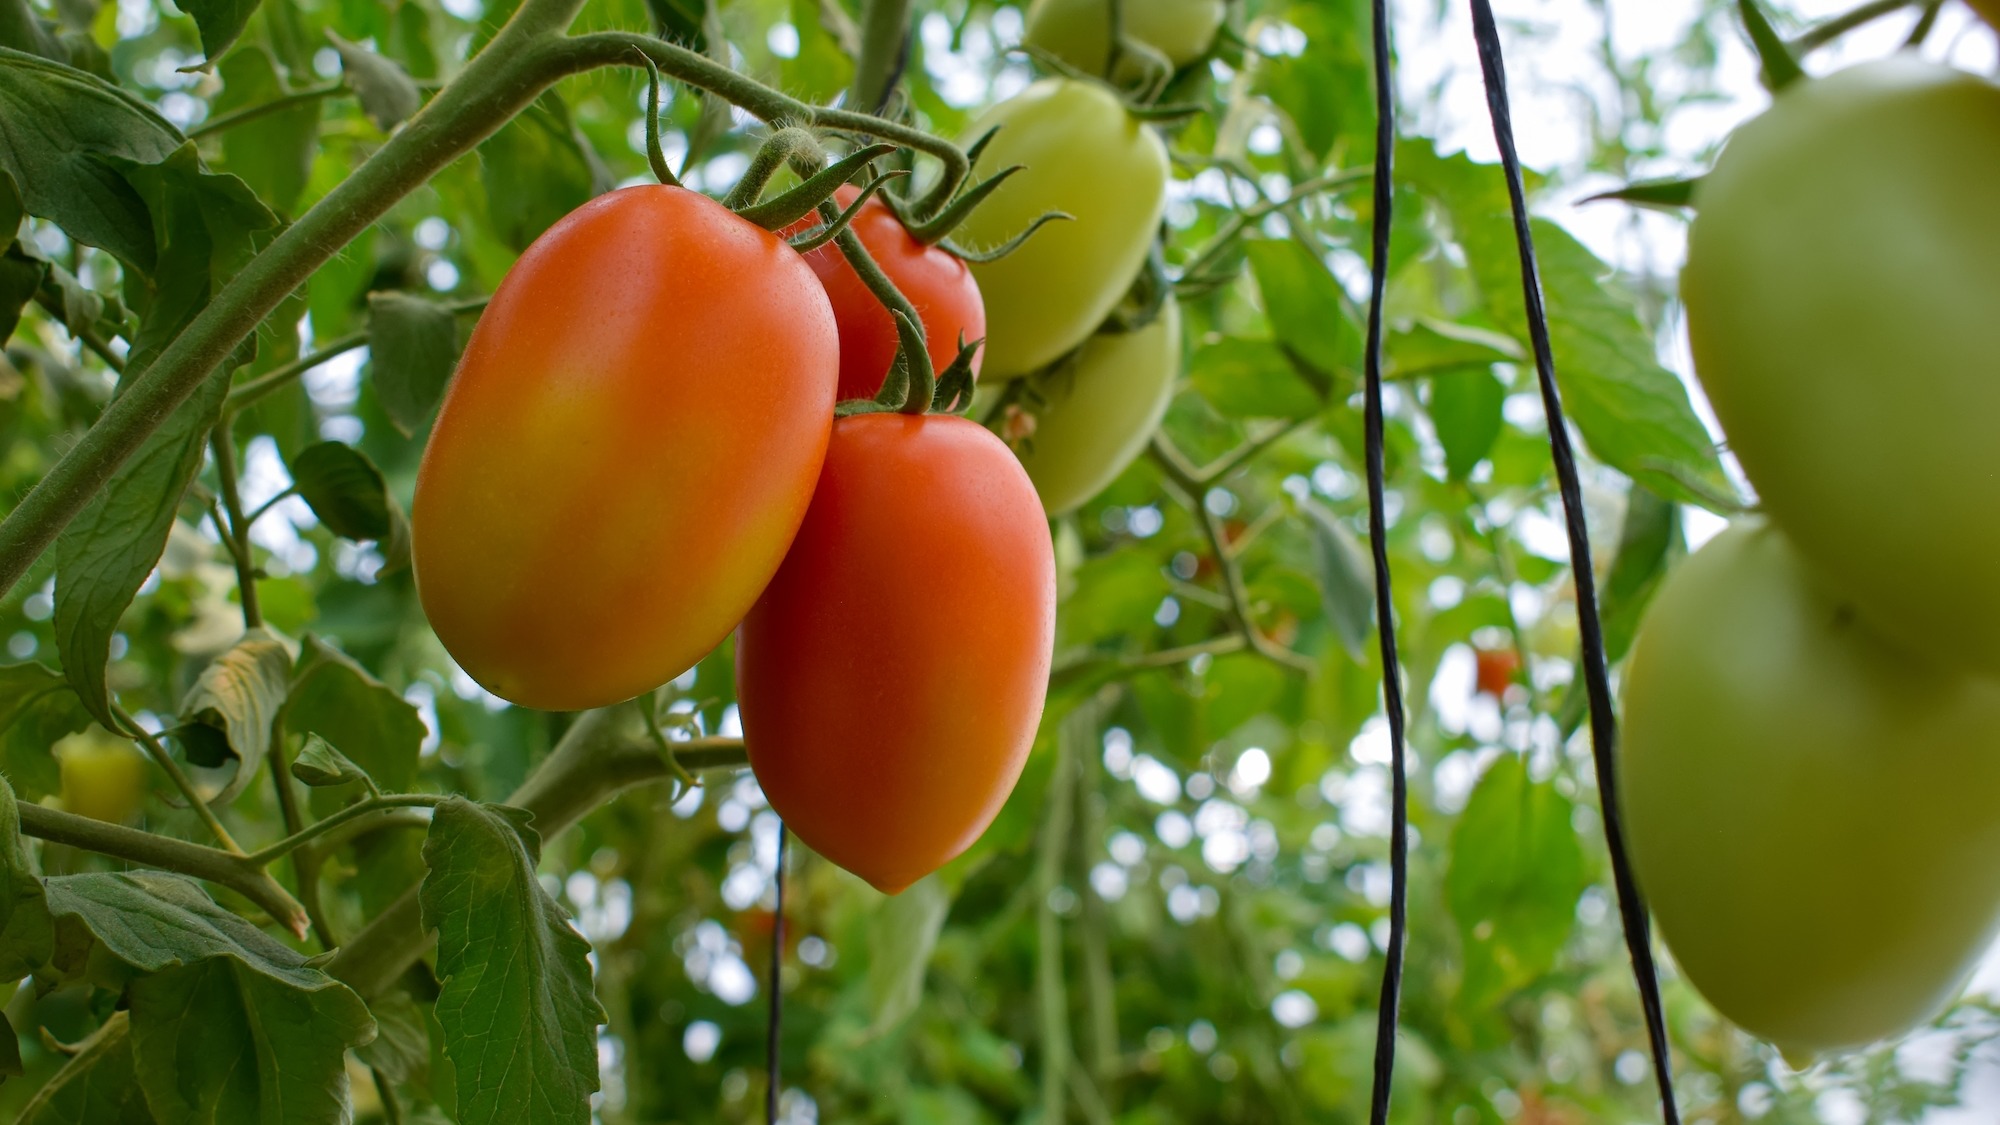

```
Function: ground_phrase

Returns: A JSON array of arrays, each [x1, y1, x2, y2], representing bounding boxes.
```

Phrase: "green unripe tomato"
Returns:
[[1023, 0, 1226, 77], [57, 727, 148, 825], [1683, 59, 2000, 676], [956, 79, 1169, 380], [1010, 297, 1181, 515], [1620, 522, 2000, 1062]]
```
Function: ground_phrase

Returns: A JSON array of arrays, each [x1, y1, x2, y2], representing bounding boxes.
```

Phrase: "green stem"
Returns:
[[1789, 0, 1918, 52], [1036, 700, 1088, 1125], [264, 712, 338, 947], [15, 1012, 132, 1122], [833, 223, 932, 410], [115, 705, 245, 856], [326, 718, 746, 999], [1176, 167, 1370, 286], [245, 486, 297, 527], [226, 331, 366, 413], [245, 794, 444, 867], [188, 82, 349, 139], [17, 802, 307, 934], [208, 420, 261, 631], [849, 0, 913, 115], [32, 290, 124, 374]]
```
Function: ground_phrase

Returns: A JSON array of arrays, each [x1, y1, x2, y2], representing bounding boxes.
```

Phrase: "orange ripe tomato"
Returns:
[[793, 185, 986, 400], [737, 414, 1056, 893], [415, 186, 838, 711], [1474, 647, 1520, 698]]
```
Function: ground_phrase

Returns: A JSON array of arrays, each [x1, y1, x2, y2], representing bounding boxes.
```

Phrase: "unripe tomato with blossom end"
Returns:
[[790, 184, 985, 401], [57, 727, 148, 825], [415, 186, 838, 711], [1620, 522, 2000, 1061], [1473, 647, 1519, 699], [955, 79, 1169, 379], [737, 414, 1056, 894]]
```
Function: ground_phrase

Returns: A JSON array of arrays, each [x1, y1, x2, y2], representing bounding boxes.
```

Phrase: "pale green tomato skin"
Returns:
[[1620, 522, 2000, 1061], [956, 79, 1170, 379], [1023, 0, 1226, 76], [1682, 59, 2000, 676], [1016, 298, 1181, 515]]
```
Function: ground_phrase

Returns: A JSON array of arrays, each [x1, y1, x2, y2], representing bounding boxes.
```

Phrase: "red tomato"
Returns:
[[415, 186, 838, 711], [792, 185, 986, 400], [1474, 647, 1520, 698], [737, 414, 1056, 893]]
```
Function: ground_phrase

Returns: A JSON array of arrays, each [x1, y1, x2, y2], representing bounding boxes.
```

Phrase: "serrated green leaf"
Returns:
[[174, 627, 291, 804], [1429, 368, 1507, 480], [43, 871, 325, 987], [367, 290, 460, 436], [0, 47, 183, 271], [357, 989, 432, 1089], [0, 662, 92, 801], [128, 955, 375, 1125], [289, 731, 371, 790], [1445, 755, 1588, 1008], [328, 31, 421, 132], [1188, 337, 1324, 420], [53, 367, 229, 729], [0, 241, 44, 342], [0, 2, 69, 64], [1300, 500, 1373, 661], [421, 797, 603, 1125], [178, 0, 262, 69], [866, 875, 950, 1035], [212, 46, 316, 216], [282, 635, 423, 813], [0, 773, 51, 983], [1245, 239, 1358, 389], [1385, 317, 1522, 379], [287, 440, 394, 540], [477, 93, 606, 253], [17, 1013, 154, 1125]]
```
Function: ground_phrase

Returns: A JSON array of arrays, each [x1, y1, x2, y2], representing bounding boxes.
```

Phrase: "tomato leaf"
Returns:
[[1445, 755, 1588, 1008], [476, 92, 608, 253], [0, 774, 52, 985], [176, 0, 262, 70], [1188, 337, 1324, 420], [367, 291, 461, 436], [211, 46, 316, 216], [1385, 317, 1522, 379], [0, 47, 183, 271], [866, 875, 951, 1035], [282, 635, 424, 812], [1245, 239, 1359, 390], [288, 440, 410, 568], [328, 32, 422, 132], [355, 989, 432, 1090], [16, 1014, 151, 1125], [173, 627, 292, 805], [52, 366, 228, 729], [420, 798, 604, 1125], [289, 732, 373, 790], [0, 242, 46, 343], [0, 662, 92, 802], [128, 956, 375, 1125], [1428, 368, 1508, 480], [1299, 499, 1374, 662]]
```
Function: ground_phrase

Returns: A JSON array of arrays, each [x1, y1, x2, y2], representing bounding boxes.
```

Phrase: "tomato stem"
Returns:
[[634, 50, 684, 189]]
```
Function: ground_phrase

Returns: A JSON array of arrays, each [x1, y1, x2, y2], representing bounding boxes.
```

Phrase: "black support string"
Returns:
[[1462, 4, 1681, 1121], [1359, 0, 1410, 1122], [766, 824, 789, 1125]]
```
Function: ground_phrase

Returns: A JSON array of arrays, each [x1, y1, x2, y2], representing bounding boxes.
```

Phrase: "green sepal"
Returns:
[[784, 169, 908, 253], [904, 164, 1023, 245], [741, 142, 896, 231], [1584, 177, 1702, 211], [1738, 0, 1805, 92], [937, 211, 1071, 264]]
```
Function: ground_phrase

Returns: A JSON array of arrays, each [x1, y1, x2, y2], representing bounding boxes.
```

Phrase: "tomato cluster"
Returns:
[[1624, 59, 2000, 1061], [407, 15, 1230, 888]]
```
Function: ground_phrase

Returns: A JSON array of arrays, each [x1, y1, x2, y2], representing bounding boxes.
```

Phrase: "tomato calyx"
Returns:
[[739, 142, 897, 231], [784, 170, 910, 254], [835, 330, 983, 419]]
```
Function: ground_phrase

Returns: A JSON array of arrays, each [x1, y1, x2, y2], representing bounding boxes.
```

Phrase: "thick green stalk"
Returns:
[[18, 802, 307, 934], [849, 0, 913, 114], [326, 711, 747, 998]]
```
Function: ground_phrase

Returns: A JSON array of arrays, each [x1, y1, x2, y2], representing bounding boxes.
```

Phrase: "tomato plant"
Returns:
[[1621, 522, 2000, 1061], [1683, 59, 2000, 677], [736, 413, 1055, 894], [414, 185, 838, 711], [1024, 0, 1227, 77], [1004, 296, 1181, 515], [55, 727, 148, 825], [953, 78, 1170, 380], [792, 184, 985, 401]]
